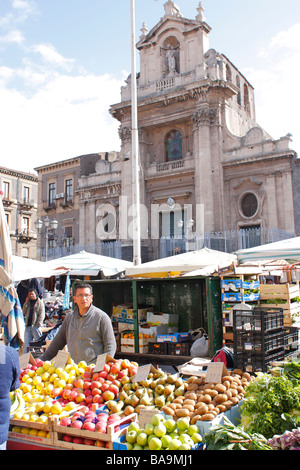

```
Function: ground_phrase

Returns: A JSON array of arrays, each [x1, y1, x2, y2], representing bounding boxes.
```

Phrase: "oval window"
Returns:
[[241, 193, 258, 218]]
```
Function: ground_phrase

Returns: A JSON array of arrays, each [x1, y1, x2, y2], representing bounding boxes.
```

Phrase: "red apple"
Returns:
[[63, 434, 73, 442], [91, 387, 102, 396], [100, 382, 110, 393], [73, 437, 84, 444], [82, 421, 95, 431], [70, 420, 83, 429], [90, 380, 102, 390], [94, 440, 105, 447], [102, 390, 115, 402], [102, 363, 110, 373], [76, 393, 86, 403], [95, 423, 107, 433], [108, 384, 119, 396], [117, 369, 128, 379], [60, 417, 71, 427], [83, 438, 95, 446], [73, 378, 84, 389], [121, 359, 131, 369], [62, 389, 72, 400], [82, 371, 92, 379], [85, 395, 94, 405], [129, 367, 138, 377], [83, 381, 91, 391], [106, 373, 118, 382], [98, 371, 108, 380], [110, 362, 121, 375], [92, 394, 104, 404], [50, 388, 61, 398], [69, 390, 78, 402], [84, 389, 92, 397], [112, 379, 121, 388]]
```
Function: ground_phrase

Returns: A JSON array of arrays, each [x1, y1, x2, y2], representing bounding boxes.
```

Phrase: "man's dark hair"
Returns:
[[74, 282, 93, 295]]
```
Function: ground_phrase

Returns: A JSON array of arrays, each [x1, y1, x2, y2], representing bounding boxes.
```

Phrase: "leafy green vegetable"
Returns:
[[204, 417, 272, 450], [240, 374, 300, 439]]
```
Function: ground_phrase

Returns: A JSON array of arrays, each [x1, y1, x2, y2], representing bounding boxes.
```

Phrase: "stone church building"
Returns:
[[78, 1, 298, 262]]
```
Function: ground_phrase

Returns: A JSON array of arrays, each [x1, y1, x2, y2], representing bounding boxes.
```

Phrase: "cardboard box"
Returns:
[[146, 312, 179, 326], [112, 305, 150, 322], [156, 332, 190, 343]]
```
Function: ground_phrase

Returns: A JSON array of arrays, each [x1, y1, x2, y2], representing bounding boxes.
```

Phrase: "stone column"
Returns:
[[192, 107, 217, 233]]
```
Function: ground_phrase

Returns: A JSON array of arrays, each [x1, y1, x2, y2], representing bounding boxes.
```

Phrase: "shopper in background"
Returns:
[[17, 278, 43, 307], [22, 288, 45, 352], [0, 344, 21, 450], [41, 282, 116, 364]]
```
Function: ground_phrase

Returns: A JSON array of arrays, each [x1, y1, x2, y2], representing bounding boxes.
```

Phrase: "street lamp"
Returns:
[[34, 216, 58, 261]]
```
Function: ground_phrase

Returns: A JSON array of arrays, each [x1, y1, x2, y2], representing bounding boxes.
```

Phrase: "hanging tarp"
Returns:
[[236, 237, 300, 263]]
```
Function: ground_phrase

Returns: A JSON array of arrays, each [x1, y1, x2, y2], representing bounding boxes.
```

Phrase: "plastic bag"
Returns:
[[190, 334, 209, 357]]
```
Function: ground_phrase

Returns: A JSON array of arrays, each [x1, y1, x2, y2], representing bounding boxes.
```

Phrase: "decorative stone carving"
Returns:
[[192, 108, 218, 128]]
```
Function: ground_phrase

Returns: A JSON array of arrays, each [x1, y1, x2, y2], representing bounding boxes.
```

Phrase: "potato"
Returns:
[[225, 390, 232, 399], [214, 383, 226, 394], [198, 394, 212, 404], [183, 399, 196, 407], [214, 393, 228, 404], [229, 388, 238, 397], [216, 404, 227, 413], [242, 372, 251, 380], [203, 383, 215, 390], [195, 404, 209, 415], [187, 384, 198, 391], [233, 369, 243, 376], [200, 413, 215, 421], [222, 376, 233, 383], [175, 408, 190, 418], [191, 415, 201, 425], [205, 389, 219, 398], [184, 392, 197, 401], [184, 405, 195, 412], [161, 406, 175, 416], [237, 386, 245, 394], [173, 397, 184, 404], [186, 376, 199, 384], [222, 380, 231, 390], [222, 400, 232, 410], [229, 396, 239, 406]]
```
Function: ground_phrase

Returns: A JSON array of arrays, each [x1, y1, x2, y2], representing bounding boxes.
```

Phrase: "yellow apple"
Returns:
[[37, 415, 48, 424], [29, 414, 39, 422], [21, 427, 30, 434], [43, 403, 52, 414], [42, 361, 52, 371], [51, 402, 63, 415], [78, 360, 87, 369], [33, 376, 42, 386], [41, 372, 50, 382], [59, 371, 69, 382], [21, 413, 31, 421], [29, 429, 39, 436], [13, 411, 24, 419], [56, 379, 66, 389], [49, 373, 59, 383], [48, 366, 56, 375], [38, 430, 47, 438], [64, 402, 77, 412]]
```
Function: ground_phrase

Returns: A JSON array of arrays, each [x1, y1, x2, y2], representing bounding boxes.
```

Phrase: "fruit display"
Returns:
[[158, 369, 253, 424], [9, 354, 251, 450], [123, 413, 203, 450]]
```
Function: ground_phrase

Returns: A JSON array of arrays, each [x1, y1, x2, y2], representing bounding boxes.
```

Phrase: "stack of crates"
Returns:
[[233, 307, 285, 373]]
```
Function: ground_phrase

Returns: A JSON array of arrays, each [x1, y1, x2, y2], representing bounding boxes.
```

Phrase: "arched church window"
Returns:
[[236, 76, 241, 106], [165, 130, 183, 161]]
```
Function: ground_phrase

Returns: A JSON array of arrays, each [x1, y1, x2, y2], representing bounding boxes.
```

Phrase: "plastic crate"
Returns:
[[234, 349, 285, 373], [168, 342, 191, 356], [235, 330, 285, 354], [148, 342, 169, 355], [233, 307, 284, 333]]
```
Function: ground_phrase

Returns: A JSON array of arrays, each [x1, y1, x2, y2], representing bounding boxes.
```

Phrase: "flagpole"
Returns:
[[130, 0, 141, 266]]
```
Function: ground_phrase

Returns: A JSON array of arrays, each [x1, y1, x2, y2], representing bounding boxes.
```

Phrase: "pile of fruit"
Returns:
[[124, 413, 203, 450]]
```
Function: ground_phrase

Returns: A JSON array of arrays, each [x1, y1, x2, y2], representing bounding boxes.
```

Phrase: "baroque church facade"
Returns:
[[78, 1, 297, 262]]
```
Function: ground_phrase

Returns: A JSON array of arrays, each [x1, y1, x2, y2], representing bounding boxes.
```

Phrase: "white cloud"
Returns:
[[0, 71, 125, 172], [244, 23, 300, 154], [0, 29, 25, 45], [32, 43, 75, 71]]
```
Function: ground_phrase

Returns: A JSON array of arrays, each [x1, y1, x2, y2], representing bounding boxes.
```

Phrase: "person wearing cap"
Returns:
[[22, 288, 45, 352]]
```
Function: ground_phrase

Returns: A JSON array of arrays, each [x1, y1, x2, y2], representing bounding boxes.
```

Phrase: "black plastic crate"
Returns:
[[233, 307, 284, 334], [234, 349, 285, 373], [168, 342, 191, 356], [148, 342, 169, 355], [235, 330, 285, 354]]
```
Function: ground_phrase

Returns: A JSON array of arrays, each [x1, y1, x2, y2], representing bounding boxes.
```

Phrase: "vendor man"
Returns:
[[41, 282, 116, 364]]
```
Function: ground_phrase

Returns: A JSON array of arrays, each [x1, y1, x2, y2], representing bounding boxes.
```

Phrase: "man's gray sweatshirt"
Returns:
[[41, 304, 116, 364]]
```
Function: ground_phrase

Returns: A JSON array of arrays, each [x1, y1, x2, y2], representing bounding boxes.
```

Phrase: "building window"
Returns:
[[241, 193, 258, 218], [48, 183, 56, 207], [23, 186, 30, 203], [3, 182, 9, 199], [65, 179, 73, 203], [22, 217, 29, 234], [64, 226, 73, 247], [165, 130, 183, 161]]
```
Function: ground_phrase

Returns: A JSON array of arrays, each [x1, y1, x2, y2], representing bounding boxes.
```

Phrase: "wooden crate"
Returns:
[[52, 413, 137, 450], [9, 418, 54, 446], [260, 283, 300, 326]]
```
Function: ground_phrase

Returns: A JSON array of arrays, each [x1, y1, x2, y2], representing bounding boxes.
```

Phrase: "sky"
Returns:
[[0, 0, 299, 174]]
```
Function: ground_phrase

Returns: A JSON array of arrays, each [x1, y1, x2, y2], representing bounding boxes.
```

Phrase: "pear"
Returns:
[[135, 388, 145, 399], [106, 400, 118, 410], [140, 393, 151, 406], [155, 394, 166, 407], [150, 379, 158, 390], [174, 384, 186, 397], [166, 373, 178, 384], [129, 394, 140, 408], [111, 401, 124, 414], [118, 390, 128, 401], [157, 375, 168, 385], [155, 384, 165, 395], [175, 377, 184, 388], [163, 384, 175, 396], [123, 405, 135, 416]]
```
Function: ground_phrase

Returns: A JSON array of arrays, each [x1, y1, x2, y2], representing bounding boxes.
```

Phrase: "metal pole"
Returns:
[[130, 0, 141, 265]]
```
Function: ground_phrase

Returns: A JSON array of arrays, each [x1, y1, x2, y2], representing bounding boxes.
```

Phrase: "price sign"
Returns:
[[139, 408, 158, 428], [205, 362, 228, 384], [131, 364, 158, 383], [93, 354, 116, 373], [19, 352, 36, 370], [52, 350, 71, 369]]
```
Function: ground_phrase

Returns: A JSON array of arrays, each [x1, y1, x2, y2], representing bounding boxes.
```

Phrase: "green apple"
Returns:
[[133, 444, 144, 450], [187, 424, 199, 436], [154, 422, 167, 438], [169, 438, 182, 450], [149, 437, 162, 450], [191, 432, 202, 444], [151, 413, 165, 426], [144, 423, 154, 436], [126, 442, 133, 450], [126, 430, 138, 444], [176, 417, 190, 432], [161, 435, 172, 448], [128, 422, 140, 433], [179, 434, 194, 446], [137, 432, 148, 447], [164, 418, 176, 433], [178, 443, 191, 450]]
